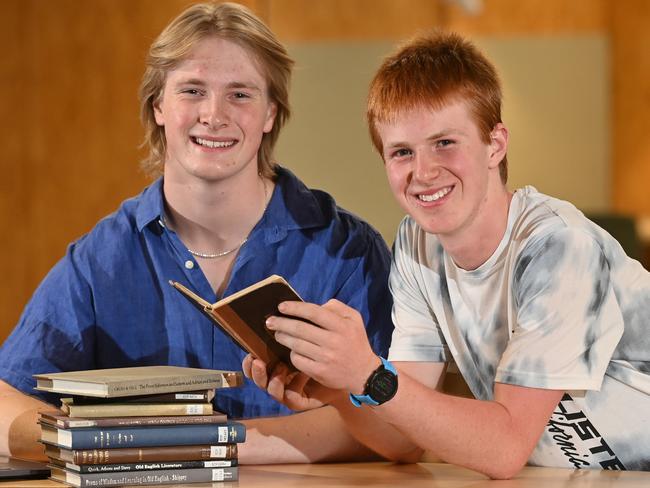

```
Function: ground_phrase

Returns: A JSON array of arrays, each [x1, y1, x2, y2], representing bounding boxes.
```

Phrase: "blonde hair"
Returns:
[[367, 31, 507, 183], [139, 2, 294, 179]]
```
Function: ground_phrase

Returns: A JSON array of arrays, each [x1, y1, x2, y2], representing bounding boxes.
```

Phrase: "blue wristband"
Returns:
[[349, 357, 397, 408]]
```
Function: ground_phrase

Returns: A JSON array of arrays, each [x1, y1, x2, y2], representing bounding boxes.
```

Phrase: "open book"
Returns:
[[169, 275, 303, 371]]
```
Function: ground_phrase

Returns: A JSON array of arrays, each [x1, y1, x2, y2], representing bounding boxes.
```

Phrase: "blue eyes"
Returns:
[[389, 140, 454, 159]]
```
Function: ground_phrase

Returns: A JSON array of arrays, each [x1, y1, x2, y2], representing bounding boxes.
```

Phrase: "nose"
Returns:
[[199, 96, 228, 129], [412, 152, 441, 182]]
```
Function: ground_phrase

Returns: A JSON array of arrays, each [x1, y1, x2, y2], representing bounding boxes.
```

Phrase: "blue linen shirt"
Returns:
[[0, 167, 393, 418]]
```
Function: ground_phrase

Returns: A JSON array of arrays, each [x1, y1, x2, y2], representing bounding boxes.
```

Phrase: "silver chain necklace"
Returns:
[[186, 239, 248, 259], [168, 179, 269, 260]]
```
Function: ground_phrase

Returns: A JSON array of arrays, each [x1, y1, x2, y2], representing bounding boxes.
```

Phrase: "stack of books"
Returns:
[[33, 365, 244, 487]]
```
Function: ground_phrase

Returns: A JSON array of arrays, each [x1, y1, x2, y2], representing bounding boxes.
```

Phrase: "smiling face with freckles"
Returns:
[[380, 99, 509, 248], [154, 36, 277, 186]]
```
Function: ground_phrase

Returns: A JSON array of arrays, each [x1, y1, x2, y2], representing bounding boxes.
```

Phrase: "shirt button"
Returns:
[[185, 260, 195, 269]]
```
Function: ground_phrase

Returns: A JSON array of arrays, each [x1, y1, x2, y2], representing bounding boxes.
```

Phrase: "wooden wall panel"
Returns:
[[0, 0, 272, 343], [269, 0, 441, 41], [611, 0, 650, 216], [268, 0, 606, 41], [0, 1, 31, 339], [0, 0, 182, 342], [441, 0, 607, 35]]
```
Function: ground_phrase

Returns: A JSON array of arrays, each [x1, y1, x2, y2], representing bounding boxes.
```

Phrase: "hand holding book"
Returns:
[[242, 355, 334, 412]]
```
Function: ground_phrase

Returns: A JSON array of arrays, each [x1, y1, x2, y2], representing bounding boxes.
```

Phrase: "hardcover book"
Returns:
[[44, 444, 238, 464], [34, 365, 242, 398], [50, 458, 237, 474], [169, 274, 304, 371], [61, 389, 216, 405], [39, 411, 228, 429], [40, 421, 246, 449], [49, 465, 238, 486], [59, 401, 213, 418]]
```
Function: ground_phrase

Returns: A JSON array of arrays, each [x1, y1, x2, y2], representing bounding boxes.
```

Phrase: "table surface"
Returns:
[[1, 462, 649, 488]]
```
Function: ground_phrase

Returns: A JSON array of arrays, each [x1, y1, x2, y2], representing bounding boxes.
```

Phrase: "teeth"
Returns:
[[194, 137, 235, 148], [419, 186, 452, 202]]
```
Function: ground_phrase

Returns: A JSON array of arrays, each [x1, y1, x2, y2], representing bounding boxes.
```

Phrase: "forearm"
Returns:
[[329, 392, 423, 463], [0, 380, 54, 461], [374, 375, 547, 479], [238, 405, 380, 464]]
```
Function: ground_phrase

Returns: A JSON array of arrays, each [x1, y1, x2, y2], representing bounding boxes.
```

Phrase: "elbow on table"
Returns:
[[482, 456, 528, 480], [383, 446, 424, 464]]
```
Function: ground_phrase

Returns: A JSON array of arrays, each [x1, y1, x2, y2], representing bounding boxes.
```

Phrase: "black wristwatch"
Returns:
[[349, 357, 398, 407]]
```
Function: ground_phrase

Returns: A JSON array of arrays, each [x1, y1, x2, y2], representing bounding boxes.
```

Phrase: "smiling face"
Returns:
[[380, 100, 508, 242], [154, 36, 277, 185]]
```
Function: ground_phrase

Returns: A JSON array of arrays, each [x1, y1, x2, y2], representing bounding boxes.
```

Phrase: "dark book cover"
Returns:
[[170, 275, 304, 371]]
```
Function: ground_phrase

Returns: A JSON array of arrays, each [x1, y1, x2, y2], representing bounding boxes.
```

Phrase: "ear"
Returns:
[[153, 94, 165, 127], [487, 123, 508, 169], [263, 101, 277, 134]]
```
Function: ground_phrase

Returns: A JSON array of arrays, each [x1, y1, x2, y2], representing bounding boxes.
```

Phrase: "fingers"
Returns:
[[250, 358, 270, 390], [276, 300, 349, 331], [242, 354, 254, 379], [266, 362, 290, 402]]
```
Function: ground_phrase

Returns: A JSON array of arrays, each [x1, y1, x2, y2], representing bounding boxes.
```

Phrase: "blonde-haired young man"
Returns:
[[0, 2, 393, 463]]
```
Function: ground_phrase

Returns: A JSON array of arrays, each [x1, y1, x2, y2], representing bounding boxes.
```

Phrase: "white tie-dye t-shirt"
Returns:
[[388, 186, 650, 470]]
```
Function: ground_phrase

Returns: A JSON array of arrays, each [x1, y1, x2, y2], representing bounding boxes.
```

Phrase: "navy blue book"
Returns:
[[40, 421, 245, 449]]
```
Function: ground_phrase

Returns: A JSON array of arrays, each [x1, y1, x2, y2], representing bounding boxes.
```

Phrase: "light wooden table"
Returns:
[[2, 462, 649, 487]]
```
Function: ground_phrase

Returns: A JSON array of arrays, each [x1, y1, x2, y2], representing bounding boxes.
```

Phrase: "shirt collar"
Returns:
[[133, 166, 328, 234], [135, 177, 165, 233], [263, 166, 327, 231]]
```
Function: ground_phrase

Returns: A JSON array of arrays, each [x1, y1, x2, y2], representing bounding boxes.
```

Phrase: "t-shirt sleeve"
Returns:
[[387, 219, 450, 363], [0, 242, 97, 403], [496, 227, 624, 390]]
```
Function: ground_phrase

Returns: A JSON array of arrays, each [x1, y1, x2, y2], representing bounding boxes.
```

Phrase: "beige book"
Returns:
[[59, 401, 213, 418], [33, 365, 242, 398]]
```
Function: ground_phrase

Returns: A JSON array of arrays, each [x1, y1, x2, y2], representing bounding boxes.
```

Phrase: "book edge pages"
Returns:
[[214, 274, 298, 306]]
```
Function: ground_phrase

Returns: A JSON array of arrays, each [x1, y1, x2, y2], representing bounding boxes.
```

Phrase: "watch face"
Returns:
[[367, 369, 398, 404]]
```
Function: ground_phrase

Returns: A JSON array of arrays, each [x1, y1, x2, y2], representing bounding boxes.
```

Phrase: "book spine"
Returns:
[[67, 466, 238, 486], [70, 444, 238, 464], [105, 373, 240, 396], [57, 414, 227, 428], [65, 390, 215, 405], [60, 422, 246, 449], [69, 459, 238, 473], [65, 402, 212, 418]]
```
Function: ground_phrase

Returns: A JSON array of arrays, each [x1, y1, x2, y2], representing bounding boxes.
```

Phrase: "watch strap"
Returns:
[[349, 357, 397, 408]]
